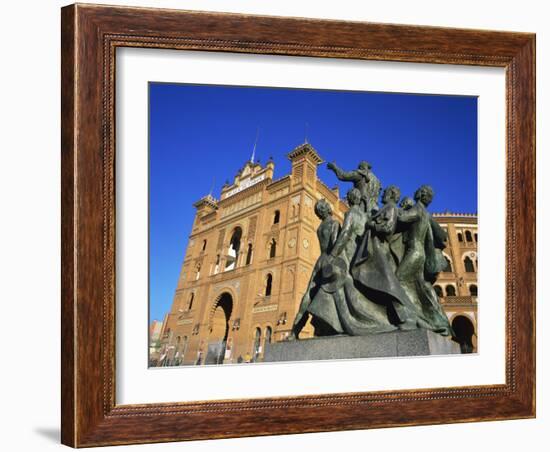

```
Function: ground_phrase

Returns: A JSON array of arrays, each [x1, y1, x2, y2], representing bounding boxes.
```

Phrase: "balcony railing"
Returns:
[[441, 296, 477, 304]]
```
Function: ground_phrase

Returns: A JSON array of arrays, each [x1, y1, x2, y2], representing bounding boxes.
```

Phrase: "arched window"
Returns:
[[443, 256, 452, 272], [245, 243, 253, 265], [434, 285, 443, 297], [265, 326, 272, 344], [464, 256, 475, 273], [265, 273, 273, 296], [202, 239, 207, 251], [465, 230, 473, 242], [195, 264, 201, 280], [457, 232, 464, 242], [445, 285, 456, 296], [253, 327, 262, 359], [188, 293, 194, 310], [269, 239, 277, 259], [474, 233, 478, 242], [214, 254, 220, 274], [469, 284, 478, 296], [225, 227, 242, 271], [273, 210, 280, 224]]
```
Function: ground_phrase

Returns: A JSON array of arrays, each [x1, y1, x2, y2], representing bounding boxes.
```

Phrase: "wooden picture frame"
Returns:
[[61, 3, 535, 447]]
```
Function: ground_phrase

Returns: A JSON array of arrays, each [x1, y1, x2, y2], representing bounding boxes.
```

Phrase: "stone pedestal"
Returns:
[[263, 329, 461, 363]]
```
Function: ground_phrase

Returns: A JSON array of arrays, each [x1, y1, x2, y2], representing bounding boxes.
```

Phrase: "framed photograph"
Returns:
[[61, 3, 535, 447]]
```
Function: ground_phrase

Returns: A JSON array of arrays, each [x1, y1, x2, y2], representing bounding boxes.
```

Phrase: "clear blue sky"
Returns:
[[149, 82, 477, 322]]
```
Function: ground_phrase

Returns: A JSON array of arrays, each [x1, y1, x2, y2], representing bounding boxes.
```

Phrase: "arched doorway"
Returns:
[[452, 315, 475, 354], [205, 292, 233, 364], [253, 327, 262, 361]]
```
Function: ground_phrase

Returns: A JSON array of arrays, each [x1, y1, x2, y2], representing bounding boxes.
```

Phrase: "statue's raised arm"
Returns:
[[327, 161, 363, 182], [327, 160, 381, 214]]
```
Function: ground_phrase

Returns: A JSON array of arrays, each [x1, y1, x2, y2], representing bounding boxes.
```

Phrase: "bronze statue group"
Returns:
[[289, 160, 454, 340]]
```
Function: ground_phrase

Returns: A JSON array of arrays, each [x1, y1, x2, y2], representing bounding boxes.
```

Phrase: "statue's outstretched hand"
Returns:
[[327, 162, 336, 171]]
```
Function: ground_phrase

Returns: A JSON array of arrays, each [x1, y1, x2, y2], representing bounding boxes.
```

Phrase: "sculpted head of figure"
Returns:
[[414, 185, 434, 206], [314, 198, 332, 220], [399, 196, 414, 210], [382, 185, 401, 205], [346, 188, 362, 206], [358, 161, 372, 172]]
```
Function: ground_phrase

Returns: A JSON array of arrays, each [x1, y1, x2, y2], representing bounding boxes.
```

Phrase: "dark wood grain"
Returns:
[[61, 3, 536, 447], [60, 5, 76, 447]]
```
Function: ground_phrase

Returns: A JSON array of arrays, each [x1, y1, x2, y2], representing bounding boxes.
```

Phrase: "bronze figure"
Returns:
[[289, 162, 456, 340]]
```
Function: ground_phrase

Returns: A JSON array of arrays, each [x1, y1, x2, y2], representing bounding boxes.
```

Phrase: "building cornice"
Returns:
[[432, 212, 477, 218], [266, 175, 291, 191], [287, 143, 324, 165]]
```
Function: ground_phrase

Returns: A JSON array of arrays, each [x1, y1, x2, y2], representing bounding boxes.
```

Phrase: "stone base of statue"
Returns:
[[263, 329, 461, 363]]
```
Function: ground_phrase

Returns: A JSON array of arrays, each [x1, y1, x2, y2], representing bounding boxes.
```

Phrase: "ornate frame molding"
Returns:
[[61, 4, 535, 447]]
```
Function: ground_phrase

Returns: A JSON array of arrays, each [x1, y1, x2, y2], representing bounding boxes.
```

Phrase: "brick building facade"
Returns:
[[432, 213, 478, 352]]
